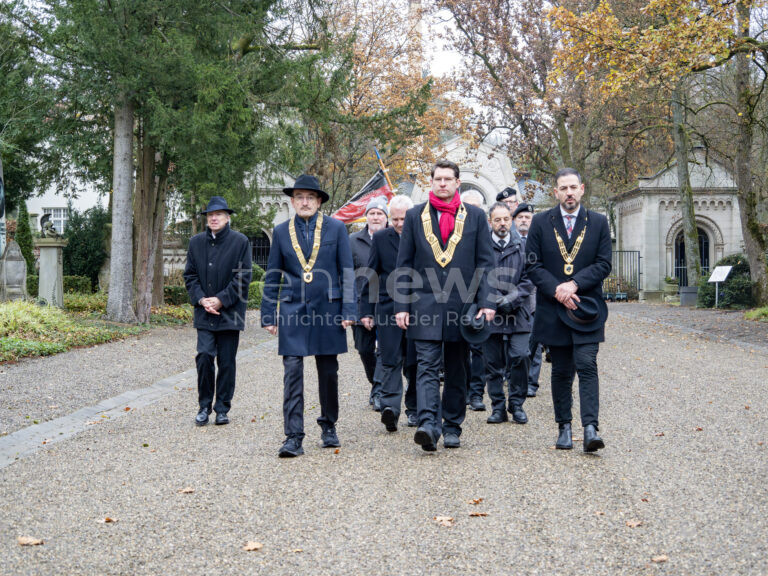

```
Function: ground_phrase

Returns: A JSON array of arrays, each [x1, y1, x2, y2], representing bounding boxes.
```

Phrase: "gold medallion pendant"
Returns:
[[421, 203, 467, 268], [554, 225, 586, 277], [288, 213, 324, 283]]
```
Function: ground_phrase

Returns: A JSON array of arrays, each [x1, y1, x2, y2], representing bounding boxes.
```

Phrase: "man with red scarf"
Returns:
[[395, 160, 496, 451]]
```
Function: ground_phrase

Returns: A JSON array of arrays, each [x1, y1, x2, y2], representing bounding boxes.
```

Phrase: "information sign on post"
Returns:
[[708, 266, 733, 308]]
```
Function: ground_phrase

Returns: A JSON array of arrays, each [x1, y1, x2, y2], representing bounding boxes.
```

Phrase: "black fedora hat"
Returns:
[[283, 174, 330, 204], [200, 196, 234, 215], [556, 295, 608, 332], [459, 302, 493, 345]]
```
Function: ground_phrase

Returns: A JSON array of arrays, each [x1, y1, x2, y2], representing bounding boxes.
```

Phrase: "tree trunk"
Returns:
[[106, 95, 138, 323], [152, 229, 165, 307], [671, 84, 700, 287], [133, 116, 168, 323], [734, 2, 768, 305]]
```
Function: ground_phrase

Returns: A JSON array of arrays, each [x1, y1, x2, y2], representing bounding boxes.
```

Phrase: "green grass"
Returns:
[[0, 298, 191, 363], [744, 307, 768, 321]]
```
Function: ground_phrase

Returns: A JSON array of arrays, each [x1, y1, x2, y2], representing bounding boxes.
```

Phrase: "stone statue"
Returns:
[[0, 240, 29, 302], [40, 213, 61, 239]]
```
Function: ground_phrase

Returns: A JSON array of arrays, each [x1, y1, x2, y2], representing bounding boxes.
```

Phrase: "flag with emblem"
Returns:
[[331, 169, 393, 224]]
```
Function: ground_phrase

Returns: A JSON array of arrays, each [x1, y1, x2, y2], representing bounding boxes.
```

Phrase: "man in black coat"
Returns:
[[350, 197, 388, 410], [526, 168, 612, 452], [483, 202, 534, 425], [359, 195, 418, 432], [395, 159, 496, 451], [184, 196, 252, 426]]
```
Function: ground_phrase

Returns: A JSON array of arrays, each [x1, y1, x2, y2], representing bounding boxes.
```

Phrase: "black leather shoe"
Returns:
[[509, 404, 528, 424], [406, 413, 418, 427], [583, 424, 605, 452], [214, 412, 229, 425], [527, 385, 538, 397], [373, 395, 382, 412], [414, 427, 436, 452], [556, 423, 573, 450], [468, 397, 486, 411], [381, 407, 398, 432], [321, 427, 341, 448], [195, 408, 210, 426], [487, 409, 508, 424], [278, 436, 304, 458], [443, 433, 460, 448]]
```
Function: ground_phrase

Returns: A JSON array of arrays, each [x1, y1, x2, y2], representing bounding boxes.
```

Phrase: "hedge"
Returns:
[[164, 286, 189, 306], [248, 281, 264, 309], [26, 275, 92, 297], [252, 264, 265, 282], [697, 253, 754, 309]]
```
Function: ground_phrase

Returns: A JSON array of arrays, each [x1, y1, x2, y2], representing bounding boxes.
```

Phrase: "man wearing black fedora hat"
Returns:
[[394, 159, 496, 451], [184, 196, 252, 427], [525, 167, 612, 452], [261, 174, 356, 457]]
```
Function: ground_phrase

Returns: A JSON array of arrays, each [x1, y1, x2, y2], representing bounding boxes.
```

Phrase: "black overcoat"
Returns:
[[184, 224, 252, 332], [526, 206, 612, 345], [489, 234, 534, 335], [359, 226, 400, 324], [261, 212, 356, 356], [394, 201, 496, 342]]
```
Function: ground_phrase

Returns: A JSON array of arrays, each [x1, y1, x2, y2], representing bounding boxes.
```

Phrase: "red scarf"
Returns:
[[429, 190, 461, 243]]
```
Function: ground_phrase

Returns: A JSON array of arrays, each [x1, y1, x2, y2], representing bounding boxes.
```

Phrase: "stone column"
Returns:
[[34, 237, 68, 307]]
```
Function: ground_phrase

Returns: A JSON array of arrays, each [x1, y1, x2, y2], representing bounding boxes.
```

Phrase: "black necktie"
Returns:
[[497, 238, 506, 249]]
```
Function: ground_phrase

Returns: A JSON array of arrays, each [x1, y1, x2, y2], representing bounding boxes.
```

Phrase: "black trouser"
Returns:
[[378, 323, 417, 420], [483, 332, 530, 413], [353, 324, 380, 398], [196, 329, 240, 415], [466, 342, 486, 401], [528, 336, 543, 390], [414, 339, 468, 442], [549, 342, 600, 428], [282, 355, 339, 440]]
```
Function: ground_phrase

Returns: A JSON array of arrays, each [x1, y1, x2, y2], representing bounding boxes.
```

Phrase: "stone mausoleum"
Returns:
[[613, 148, 744, 300]]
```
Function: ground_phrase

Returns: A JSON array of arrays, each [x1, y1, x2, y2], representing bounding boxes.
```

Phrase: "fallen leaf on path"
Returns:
[[293, 549, 303, 553], [17, 536, 43, 546], [468, 498, 484, 505], [469, 512, 488, 517], [178, 487, 195, 494], [594, 511, 605, 516], [124, 407, 131, 412], [334, 448, 340, 454], [654, 432, 665, 437], [641, 498, 649, 502], [626, 520, 643, 528], [695, 427, 703, 432], [98, 517, 117, 524], [243, 541, 263, 552], [434, 516, 454, 527], [745, 405, 750, 410], [651, 555, 668, 563]]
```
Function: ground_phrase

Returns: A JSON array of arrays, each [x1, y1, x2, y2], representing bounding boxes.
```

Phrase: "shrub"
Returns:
[[64, 275, 92, 294], [64, 291, 108, 313], [164, 286, 189, 306], [251, 264, 265, 282], [247, 281, 264, 309], [745, 307, 768, 321], [150, 304, 193, 325], [14, 200, 35, 273], [27, 275, 39, 298], [165, 269, 185, 287], [63, 205, 110, 291], [697, 254, 754, 309]]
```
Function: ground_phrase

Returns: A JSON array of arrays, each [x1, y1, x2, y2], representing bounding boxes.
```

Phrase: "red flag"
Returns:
[[332, 169, 393, 223]]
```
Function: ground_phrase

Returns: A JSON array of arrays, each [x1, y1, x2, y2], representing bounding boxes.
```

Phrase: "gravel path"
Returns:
[[0, 304, 766, 575]]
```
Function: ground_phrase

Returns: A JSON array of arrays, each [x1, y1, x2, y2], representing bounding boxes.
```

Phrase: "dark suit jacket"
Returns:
[[261, 212, 356, 356], [184, 224, 252, 332], [359, 226, 400, 324], [394, 201, 496, 342], [526, 206, 612, 345]]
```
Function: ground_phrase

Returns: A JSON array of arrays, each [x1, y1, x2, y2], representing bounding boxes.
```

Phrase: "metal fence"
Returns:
[[603, 250, 641, 301]]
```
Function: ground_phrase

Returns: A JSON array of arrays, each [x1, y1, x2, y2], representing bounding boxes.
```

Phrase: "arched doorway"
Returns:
[[250, 232, 271, 269], [674, 228, 710, 286]]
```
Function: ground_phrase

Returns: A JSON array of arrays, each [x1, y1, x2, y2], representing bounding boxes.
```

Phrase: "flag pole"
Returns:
[[374, 148, 395, 194]]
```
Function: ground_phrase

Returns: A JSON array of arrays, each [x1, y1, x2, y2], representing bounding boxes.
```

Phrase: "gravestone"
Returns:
[[34, 237, 68, 307], [0, 240, 29, 301]]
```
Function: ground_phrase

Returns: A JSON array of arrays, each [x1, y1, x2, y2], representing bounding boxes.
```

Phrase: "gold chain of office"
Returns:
[[554, 225, 587, 276], [421, 202, 467, 268], [288, 212, 324, 283]]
